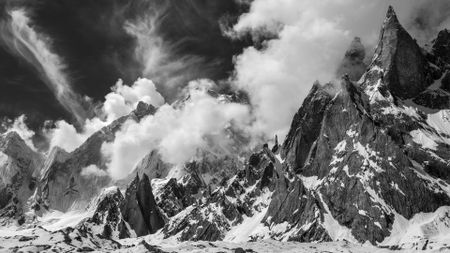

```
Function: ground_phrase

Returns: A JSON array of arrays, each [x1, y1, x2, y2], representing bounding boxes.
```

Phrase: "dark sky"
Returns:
[[0, 0, 251, 129]]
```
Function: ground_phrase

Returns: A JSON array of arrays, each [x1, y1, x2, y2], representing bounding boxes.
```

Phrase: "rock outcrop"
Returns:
[[78, 187, 132, 240], [155, 164, 206, 218]]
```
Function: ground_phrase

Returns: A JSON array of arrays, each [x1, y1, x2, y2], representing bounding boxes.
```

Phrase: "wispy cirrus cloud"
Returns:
[[0, 8, 90, 125]]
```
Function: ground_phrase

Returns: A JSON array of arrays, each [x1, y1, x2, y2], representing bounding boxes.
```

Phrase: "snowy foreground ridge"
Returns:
[[1, 199, 450, 252], [2, 6, 450, 253]]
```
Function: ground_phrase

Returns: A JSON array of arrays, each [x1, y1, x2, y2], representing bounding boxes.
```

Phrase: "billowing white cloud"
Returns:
[[232, 0, 353, 140], [45, 119, 105, 153], [103, 78, 164, 122], [81, 165, 108, 178], [102, 79, 251, 180], [46, 78, 164, 153]]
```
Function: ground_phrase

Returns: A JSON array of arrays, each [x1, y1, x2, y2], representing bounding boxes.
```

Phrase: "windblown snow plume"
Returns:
[[0, 9, 89, 124]]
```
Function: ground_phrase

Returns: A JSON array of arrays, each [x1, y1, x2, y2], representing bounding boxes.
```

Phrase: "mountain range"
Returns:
[[1, 6, 450, 253]]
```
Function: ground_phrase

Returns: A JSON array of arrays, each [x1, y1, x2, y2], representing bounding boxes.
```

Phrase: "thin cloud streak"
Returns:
[[0, 8, 89, 124]]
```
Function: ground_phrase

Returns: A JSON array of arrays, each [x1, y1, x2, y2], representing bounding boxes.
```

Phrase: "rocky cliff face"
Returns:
[[120, 173, 165, 236], [281, 82, 334, 175], [371, 6, 433, 99], [77, 187, 132, 240], [0, 132, 43, 224], [74, 175, 164, 239]]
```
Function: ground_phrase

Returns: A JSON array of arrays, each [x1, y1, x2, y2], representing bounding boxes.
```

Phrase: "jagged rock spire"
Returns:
[[382, 5, 403, 34], [281, 82, 333, 172], [370, 5, 431, 99], [386, 5, 398, 21], [120, 173, 165, 236], [336, 37, 367, 81]]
